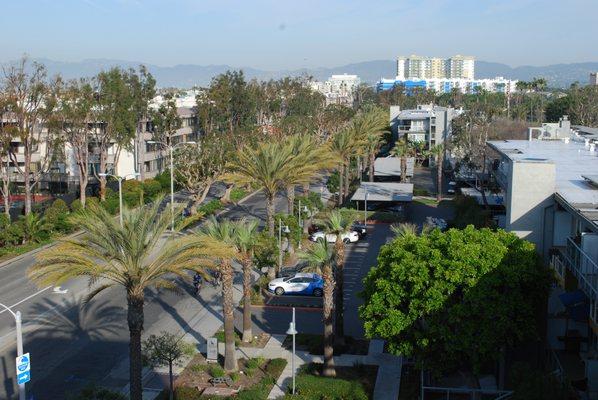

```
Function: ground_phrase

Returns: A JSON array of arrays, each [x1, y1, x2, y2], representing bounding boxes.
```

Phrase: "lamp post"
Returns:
[[147, 140, 197, 233], [278, 218, 290, 277], [364, 190, 368, 229], [98, 172, 139, 227], [286, 307, 298, 395], [0, 303, 25, 400]]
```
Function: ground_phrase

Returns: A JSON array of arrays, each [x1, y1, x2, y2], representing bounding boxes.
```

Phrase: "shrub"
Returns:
[[229, 372, 240, 382], [122, 179, 144, 207], [413, 187, 430, 196], [102, 194, 120, 215], [208, 364, 225, 378], [230, 187, 248, 202], [67, 385, 126, 400], [142, 179, 162, 200], [172, 386, 202, 400], [44, 199, 72, 233], [189, 363, 208, 373], [198, 199, 224, 216], [154, 170, 172, 191], [292, 373, 369, 400], [265, 358, 287, 377]]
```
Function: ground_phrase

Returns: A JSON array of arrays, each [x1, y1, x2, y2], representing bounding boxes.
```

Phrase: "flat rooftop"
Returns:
[[488, 139, 598, 223], [351, 182, 414, 202]]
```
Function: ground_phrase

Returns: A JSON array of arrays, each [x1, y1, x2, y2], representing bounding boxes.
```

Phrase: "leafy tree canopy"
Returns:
[[359, 226, 551, 374]]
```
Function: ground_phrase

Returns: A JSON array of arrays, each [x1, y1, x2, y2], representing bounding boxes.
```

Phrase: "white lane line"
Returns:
[[0, 286, 52, 315]]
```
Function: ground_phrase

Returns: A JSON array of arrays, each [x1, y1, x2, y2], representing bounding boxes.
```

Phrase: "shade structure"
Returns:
[[351, 182, 414, 202]]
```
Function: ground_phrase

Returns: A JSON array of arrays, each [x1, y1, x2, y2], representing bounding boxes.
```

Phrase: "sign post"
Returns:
[[207, 337, 218, 363], [15, 352, 30, 388]]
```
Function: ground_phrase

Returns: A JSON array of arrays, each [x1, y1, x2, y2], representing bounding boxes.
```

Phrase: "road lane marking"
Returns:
[[0, 286, 52, 314]]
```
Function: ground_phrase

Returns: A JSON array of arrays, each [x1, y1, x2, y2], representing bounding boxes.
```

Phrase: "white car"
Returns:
[[268, 273, 324, 296], [309, 230, 359, 243]]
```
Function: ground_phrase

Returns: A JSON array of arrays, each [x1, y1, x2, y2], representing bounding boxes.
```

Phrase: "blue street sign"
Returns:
[[16, 353, 31, 384], [17, 370, 30, 384]]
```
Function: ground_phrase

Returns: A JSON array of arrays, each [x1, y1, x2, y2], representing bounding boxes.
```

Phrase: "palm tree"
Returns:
[[427, 144, 444, 202], [390, 222, 419, 237], [298, 240, 336, 377], [390, 140, 414, 182], [321, 209, 352, 344], [231, 218, 259, 343], [28, 199, 228, 400], [226, 141, 295, 233], [352, 108, 388, 182], [329, 128, 362, 205], [282, 134, 333, 215], [197, 216, 238, 372]]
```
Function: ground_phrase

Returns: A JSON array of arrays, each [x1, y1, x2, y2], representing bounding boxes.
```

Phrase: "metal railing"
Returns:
[[550, 253, 566, 284], [561, 238, 598, 328]]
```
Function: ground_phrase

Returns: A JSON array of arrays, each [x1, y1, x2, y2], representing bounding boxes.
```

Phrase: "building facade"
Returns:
[[397, 55, 475, 80], [591, 72, 598, 86], [309, 74, 361, 106], [390, 104, 462, 151], [486, 134, 598, 393], [377, 76, 518, 94]]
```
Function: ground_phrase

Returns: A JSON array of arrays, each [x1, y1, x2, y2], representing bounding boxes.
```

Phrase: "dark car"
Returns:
[[351, 223, 368, 238]]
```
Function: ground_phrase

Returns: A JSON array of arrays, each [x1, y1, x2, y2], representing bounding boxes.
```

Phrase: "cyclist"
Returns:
[[192, 273, 203, 295]]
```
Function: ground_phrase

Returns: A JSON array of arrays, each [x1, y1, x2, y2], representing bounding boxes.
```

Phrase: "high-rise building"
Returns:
[[396, 55, 475, 80], [590, 72, 598, 86], [309, 74, 361, 106]]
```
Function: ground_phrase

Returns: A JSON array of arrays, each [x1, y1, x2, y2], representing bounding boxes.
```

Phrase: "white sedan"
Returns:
[[309, 230, 359, 244]]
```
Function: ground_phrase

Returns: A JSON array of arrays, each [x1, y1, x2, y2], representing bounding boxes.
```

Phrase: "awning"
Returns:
[[374, 157, 414, 177], [351, 182, 414, 202]]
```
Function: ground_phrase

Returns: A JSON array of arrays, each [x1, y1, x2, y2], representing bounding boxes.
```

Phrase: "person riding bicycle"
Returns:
[[192, 273, 203, 294]]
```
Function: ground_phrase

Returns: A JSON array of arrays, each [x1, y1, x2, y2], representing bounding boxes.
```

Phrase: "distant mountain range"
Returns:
[[4, 58, 597, 89]]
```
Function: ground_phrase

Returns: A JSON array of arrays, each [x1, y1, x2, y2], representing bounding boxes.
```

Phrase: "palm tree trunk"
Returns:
[[242, 258, 253, 343], [287, 185, 294, 215], [221, 183, 234, 203], [322, 265, 336, 377], [334, 238, 345, 345], [221, 260, 238, 372], [343, 163, 350, 199], [369, 152, 375, 182], [127, 295, 145, 400], [400, 157, 407, 182], [337, 165, 344, 206], [266, 193, 275, 234]]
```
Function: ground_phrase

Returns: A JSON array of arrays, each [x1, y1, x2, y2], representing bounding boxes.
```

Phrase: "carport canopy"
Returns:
[[374, 156, 414, 177], [351, 182, 414, 202]]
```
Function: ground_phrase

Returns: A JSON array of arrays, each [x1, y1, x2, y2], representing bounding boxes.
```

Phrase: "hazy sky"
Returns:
[[1, 0, 595, 69]]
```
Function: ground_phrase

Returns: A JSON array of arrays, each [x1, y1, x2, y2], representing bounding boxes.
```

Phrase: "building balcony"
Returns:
[[551, 238, 598, 333]]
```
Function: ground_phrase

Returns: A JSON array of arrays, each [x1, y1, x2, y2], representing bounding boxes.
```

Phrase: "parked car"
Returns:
[[384, 204, 404, 213], [351, 222, 368, 238], [309, 230, 360, 243], [425, 216, 448, 231], [268, 273, 324, 296]]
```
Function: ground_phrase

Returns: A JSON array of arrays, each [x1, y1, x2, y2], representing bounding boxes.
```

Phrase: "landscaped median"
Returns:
[[158, 355, 287, 399]]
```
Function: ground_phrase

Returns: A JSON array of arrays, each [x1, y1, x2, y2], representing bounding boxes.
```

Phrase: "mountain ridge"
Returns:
[[3, 58, 596, 88]]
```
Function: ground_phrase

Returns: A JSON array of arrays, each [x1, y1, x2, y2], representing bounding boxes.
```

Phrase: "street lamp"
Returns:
[[278, 218, 290, 276], [286, 307, 298, 395], [364, 190, 368, 229], [98, 172, 139, 227], [0, 303, 25, 400], [147, 140, 197, 233]]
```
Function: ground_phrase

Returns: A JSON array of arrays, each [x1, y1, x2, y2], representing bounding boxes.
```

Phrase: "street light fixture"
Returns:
[[147, 140, 197, 233], [98, 172, 140, 227], [286, 307, 298, 395], [0, 303, 25, 400]]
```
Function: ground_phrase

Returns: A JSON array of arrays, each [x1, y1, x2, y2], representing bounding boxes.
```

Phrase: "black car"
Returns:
[[351, 223, 368, 238]]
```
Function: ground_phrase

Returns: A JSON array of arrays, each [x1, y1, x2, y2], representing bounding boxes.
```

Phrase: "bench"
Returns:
[[209, 376, 233, 387]]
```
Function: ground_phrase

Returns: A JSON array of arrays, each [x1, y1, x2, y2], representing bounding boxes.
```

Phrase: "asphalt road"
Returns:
[[0, 188, 290, 400]]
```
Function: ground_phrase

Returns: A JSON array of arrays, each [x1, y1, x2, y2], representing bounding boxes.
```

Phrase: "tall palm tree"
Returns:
[[226, 141, 295, 233], [352, 108, 388, 182], [231, 218, 259, 343], [427, 143, 444, 202], [298, 240, 336, 377], [197, 216, 238, 372], [321, 209, 352, 344], [282, 134, 333, 215], [390, 140, 414, 182], [29, 199, 228, 400], [329, 128, 362, 206]]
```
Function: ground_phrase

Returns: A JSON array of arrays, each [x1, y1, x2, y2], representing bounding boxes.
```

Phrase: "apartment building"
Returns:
[[377, 76, 518, 94], [591, 72, 598, 86], [309, 74, 361, 106], [397, 55, 475, 80], [2, 105, 199, 198], [389, 104, 462, 151], [486, 133, 598, 393]]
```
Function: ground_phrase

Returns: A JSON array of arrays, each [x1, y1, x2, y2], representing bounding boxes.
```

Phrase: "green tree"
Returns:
[[29, 199, 229, 400], [359, 226, 551, 375], [142, 332, 194, 400], [352, 107, 389, 182], [197, 217, 239, 372], [298, 240, 336, 377], [390, 140, 414, 182], [320, 210, 353, 344], [150, 93, 181, 151], [20, 212, 50, 243]]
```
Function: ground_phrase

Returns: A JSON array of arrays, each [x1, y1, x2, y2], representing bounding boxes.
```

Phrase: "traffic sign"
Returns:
[[16, 353, 31, 385]]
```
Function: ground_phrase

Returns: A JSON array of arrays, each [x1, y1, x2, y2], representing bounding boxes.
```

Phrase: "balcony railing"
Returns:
[[557, 237, 598, 330]]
